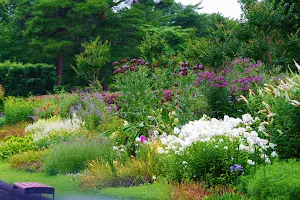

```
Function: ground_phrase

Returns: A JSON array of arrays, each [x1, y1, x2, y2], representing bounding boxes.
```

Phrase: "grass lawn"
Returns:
[[0, 162, 170, 199], [99, 183, 170, 200]]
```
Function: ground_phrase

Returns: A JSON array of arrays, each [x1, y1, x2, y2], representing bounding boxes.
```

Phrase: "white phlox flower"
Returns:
[[159, 114, 276, 163]]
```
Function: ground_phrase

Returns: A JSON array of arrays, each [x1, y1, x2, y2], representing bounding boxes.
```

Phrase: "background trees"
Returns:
[[0, 0, 299, 92]]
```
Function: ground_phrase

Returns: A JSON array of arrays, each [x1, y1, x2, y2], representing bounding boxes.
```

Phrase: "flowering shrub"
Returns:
[[195, 58, 266, 118], [30, 103, 60, 121], [161, 114, 276, 157], [159, 114, 277, 185], [244, 65, 300, 158], [70, 91, 119, 131], [25, 114, 83, 144]]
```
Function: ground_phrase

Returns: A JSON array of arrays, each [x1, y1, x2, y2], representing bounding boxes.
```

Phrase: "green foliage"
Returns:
[[8, 149, 49, 172], [96, 114, 124, 135], [4, 96, 34, 124], [81, 144, 160, 189], [240, 160, 300, 200], [245, 71, 300, 159], [183, 21, 239, 68], [204, 192, 248, 200], [160, 136, 249, 185], [43, 137, 120, 175], [30, 93, 82, 119], [0, 135, 35, 160], [0, 61, 56, 96], [138, 33, 169, 64], [238, 0, 300, 68], [73, 37, 111, 86], [98, 182, 170, 200], [81, 158, 152, 189]]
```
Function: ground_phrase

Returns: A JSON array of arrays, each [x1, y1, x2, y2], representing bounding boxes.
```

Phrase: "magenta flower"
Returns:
[[140, 135, 147, 143]]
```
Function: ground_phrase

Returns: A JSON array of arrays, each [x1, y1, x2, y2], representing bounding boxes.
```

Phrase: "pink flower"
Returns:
[[140, 135, 147, 143]]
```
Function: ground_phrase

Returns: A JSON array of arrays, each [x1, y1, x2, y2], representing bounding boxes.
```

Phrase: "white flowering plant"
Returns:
[[244, 67, 300, 159], [25, 114, 84, 148], [159, 114, 278, 185]]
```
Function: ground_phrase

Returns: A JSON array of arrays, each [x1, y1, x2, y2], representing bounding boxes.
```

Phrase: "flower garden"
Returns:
[[0, 57, 299, 199]]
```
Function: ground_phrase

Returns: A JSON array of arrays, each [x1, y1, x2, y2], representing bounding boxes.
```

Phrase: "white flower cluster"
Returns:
[[160, 114, 277, 163], [25, 114, 83, 142]]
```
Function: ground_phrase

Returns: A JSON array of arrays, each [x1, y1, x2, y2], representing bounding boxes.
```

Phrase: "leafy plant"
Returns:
[[245, 69, 300, 158], [240, 160, 300, 200], [8, 149, 49, 172], [72, 37, 110, 87], [0, 135, 36, 160], [81, 143, 160, 189], [159, 114, 278, 185], [43, 137, 122, 175], [4, 96, 34, 124]]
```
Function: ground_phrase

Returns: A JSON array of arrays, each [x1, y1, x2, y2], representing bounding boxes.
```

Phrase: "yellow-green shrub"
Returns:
[[8, 149, 49, 172]]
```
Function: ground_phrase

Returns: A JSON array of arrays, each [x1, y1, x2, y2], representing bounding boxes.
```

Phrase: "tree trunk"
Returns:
[[57, 53, 64, 85]]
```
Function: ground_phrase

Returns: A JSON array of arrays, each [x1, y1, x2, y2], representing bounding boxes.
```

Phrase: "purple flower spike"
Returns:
[[70, 106, 76, 114], [77, 103, 82, 111]]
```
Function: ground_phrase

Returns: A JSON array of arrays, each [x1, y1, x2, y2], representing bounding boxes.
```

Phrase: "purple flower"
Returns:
[[34, 108, 40, 114], [95, 109, 102, 117], [29, 115, 38, 121], [90, 102, 94, 109], [106, 106, 112, 112], [138, 59, 145, 65], [198, 64, 204, 69], [77, 103, 82, 111], [230, 164, 243, 173], [70, 106, 76, 114], [112, 61, 119, 66]]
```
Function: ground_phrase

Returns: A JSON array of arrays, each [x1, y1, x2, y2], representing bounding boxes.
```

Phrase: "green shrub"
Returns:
[[4, 96, 34, 124], [245, 71, 300, 159], [81, 143, 161, 189], [8, 149, 49, 172], [160, 136, 250, 186], [240, 160, 300, 200], [0, 135, 35, 159], [81, 157, 154, 189], [0, 60, 56, 96], [43, 137, 122, 175], [0, 117, 4, 127]]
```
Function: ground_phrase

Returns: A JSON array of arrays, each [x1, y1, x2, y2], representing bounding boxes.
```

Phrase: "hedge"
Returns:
[[0, 61, 56, 96]]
